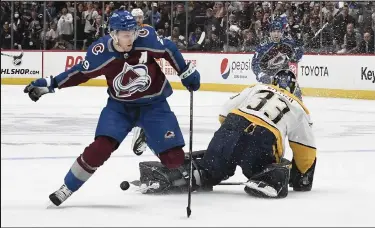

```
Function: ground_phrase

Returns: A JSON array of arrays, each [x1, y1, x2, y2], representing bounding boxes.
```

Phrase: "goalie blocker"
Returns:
[[135, 114, 316, 198]]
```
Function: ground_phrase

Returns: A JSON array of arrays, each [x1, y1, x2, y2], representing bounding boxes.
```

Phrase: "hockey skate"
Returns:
[[131, 127, 147, 156], [49, 184, 73, 206]]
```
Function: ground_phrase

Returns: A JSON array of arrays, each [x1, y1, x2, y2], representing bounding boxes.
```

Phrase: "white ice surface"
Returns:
[[1, 85, 375, 227]]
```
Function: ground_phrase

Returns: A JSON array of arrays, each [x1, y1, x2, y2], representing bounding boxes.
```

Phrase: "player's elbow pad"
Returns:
[[163, 39, 180, 56], [289, 158, 316, 192]]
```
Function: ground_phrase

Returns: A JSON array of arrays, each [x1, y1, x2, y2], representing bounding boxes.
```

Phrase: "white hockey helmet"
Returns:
[[131, 8, 144, 17]]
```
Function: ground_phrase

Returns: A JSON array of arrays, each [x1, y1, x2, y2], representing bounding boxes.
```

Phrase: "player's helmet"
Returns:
[[108, 10, 139, 48], [131, 8, 144, 17], [272, 69, 298, 94], [109, 10, 138, 32]]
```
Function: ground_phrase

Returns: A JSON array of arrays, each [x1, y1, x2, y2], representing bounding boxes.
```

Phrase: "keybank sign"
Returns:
[[361, 67, 375, 83]]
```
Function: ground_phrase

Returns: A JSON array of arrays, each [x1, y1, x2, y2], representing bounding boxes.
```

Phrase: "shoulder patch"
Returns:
[[138, 28, 150, 37], [92, 43, 105, 55]]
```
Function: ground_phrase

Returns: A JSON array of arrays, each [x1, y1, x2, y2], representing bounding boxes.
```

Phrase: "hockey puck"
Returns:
[[120, 181, 130, 191]]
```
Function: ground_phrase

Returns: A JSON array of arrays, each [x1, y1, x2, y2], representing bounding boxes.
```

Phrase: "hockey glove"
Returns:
[[24, 76, 55, 102], [179, 62, 200, 91]]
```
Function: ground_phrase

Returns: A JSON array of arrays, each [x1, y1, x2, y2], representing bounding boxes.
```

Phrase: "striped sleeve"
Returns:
[[288, 113, 317, 174]]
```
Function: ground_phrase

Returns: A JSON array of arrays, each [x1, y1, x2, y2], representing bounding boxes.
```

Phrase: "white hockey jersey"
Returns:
[[219, 84, 316, 174]]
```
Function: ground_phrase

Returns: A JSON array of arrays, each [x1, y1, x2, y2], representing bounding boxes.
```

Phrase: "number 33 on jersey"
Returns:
[[219, 84, 316, 174]]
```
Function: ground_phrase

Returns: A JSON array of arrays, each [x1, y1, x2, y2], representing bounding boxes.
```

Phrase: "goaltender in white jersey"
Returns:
[[130, 70, 317, 198], [219, 71, 316, 175]]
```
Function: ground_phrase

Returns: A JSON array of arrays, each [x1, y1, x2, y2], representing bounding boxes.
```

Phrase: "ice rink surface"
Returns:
[[1, 85, 375, 227]]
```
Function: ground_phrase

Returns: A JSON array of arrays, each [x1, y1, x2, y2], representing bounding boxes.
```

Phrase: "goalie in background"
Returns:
[[135, 70, 317, 198]]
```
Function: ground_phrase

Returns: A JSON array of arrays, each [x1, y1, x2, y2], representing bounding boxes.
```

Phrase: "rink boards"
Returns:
[[1, 50, 374, 99]]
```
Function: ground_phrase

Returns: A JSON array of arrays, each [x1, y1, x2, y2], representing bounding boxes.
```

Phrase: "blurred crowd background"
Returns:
[[1, 1, 374, 54]]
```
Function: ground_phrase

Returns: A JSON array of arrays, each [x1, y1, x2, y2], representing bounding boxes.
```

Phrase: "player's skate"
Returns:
[[49, 184, 73, 206], [131, 127, 147, 156]]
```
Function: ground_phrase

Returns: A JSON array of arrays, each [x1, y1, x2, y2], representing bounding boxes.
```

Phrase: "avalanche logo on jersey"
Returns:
[[267, 52, 288, 70], [113, 63, 151, 98], [220, 58, 230, 79]]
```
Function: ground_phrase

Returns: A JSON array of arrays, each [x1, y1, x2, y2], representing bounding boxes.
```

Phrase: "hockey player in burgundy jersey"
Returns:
[[23, 10, 200, 206]]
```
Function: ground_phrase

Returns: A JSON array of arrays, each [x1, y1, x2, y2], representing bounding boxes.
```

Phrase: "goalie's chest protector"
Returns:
[[102, 50, 167, 102]]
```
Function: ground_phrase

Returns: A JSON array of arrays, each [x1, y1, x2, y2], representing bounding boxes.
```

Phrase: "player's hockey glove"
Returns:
[[289, 158, 316, 191], [24, 76, 56, 102], [179, 62, 200, 91]]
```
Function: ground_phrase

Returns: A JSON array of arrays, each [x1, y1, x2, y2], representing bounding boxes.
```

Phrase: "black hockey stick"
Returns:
[[186, 90, 193, 218], [218, 182, 245, 186]]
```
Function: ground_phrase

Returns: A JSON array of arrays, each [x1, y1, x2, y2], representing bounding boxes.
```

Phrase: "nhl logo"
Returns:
[[13, 57, 22, 66]]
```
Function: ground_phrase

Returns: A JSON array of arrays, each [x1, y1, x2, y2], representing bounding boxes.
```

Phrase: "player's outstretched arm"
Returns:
[[24, 42, 108, 102]]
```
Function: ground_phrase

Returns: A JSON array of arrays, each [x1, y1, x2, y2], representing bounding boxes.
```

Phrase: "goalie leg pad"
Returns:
[[244, 163, 290, 198], [138, 157, 207, 194]]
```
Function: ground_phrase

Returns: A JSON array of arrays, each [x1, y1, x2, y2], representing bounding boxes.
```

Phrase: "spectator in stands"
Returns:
[[173, 3, 187, 37], [52, 36, 73, 50], [83, 3, 98, 48], [251, 20, 264, 41], [226, 23, 242, 52], [168, 26, 186, 46], [358, 31, 374, 53], [66, 2, 75, 14], [1, 21, 12, 49], [285, 16, 302, 45], [1, 2, 11, 26], [74, 3, 85, 49], [241, 29, 258, 52], [45, 22, 59, 49], [45, 2, 57, 24], [156, 28, 165, 38], [145, 2, 161, 26], [188, 26, 203, 47], [203, 8, 214, 35], [57, 8, 73, 43], [29, 11, 42, 49], [334, 4, 356, 46], [204, 31, 224, 52], [93, 15, 105, 41], [338, 23, 362, 53]]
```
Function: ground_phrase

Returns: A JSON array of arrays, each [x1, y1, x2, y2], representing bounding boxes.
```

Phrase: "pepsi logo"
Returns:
[[220, 58, 230, 79]]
